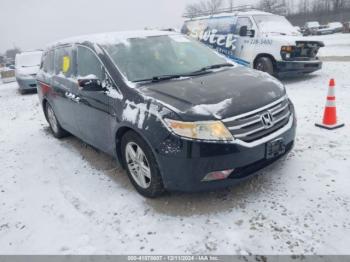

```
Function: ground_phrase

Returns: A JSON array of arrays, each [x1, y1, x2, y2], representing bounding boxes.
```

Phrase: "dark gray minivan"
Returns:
[[37, 31, 296, 198]]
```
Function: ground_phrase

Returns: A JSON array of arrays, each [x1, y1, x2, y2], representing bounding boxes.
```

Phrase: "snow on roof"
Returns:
[[47, 30, 178, 48], [185, 10, 273, 21], [19, 49, 43, 53], [16, 50, 43, 59], [15, 51, 43, 66]]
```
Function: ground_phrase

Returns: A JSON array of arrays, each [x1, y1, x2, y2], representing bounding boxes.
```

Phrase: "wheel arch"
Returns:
[[42, 98, 49, 121], [115, 126, 132, 166], [253, 53, 277, 69], [115, 125, 159, 169]]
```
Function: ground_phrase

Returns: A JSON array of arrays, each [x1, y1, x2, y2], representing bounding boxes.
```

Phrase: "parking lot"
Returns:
[[0, 61, 349, 255]]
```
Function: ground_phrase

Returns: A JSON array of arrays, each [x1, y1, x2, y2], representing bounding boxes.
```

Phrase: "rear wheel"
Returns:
[[255, 57, 275, 76], [45, 103, 68, 138], [121, 131, 165, 198]]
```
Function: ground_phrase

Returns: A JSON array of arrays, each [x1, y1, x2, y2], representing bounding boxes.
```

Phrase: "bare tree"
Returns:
[[206, 0, 224, 14], [346, 0, 350, 8], [185, 0, 350, 18], [184, 4, 201, 17], [5, 48, 21, 60], [323, 0, 332, 12], [285, 0, 294, 14], [298, 0, 310, 14], [311, 0, 331, 12], [184, 0, 224, 17], [300, 0, 349, 13], [258, 0, 287, 15], [331, 0, 346, 10]]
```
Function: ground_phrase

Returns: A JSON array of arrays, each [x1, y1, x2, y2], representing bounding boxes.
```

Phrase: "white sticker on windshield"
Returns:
[[169, 35, 191, 43]]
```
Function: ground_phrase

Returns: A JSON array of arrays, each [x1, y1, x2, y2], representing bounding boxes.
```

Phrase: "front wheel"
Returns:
[[121, 131, 165, 198], [254, 57, 275, 76]]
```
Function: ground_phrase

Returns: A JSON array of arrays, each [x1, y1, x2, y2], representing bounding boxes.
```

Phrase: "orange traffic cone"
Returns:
[[315, 79, 344, 130]]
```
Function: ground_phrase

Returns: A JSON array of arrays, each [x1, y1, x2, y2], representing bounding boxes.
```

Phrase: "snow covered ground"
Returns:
[[0, 62, 350, 255]]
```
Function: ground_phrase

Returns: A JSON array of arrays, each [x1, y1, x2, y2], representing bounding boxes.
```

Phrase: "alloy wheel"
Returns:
[[47, 105, 59, 134], [125, 142, 151, 189]]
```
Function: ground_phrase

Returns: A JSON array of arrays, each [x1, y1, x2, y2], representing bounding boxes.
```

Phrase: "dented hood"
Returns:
[[267, 34, 325, 47], [139, 66, 286, 121]]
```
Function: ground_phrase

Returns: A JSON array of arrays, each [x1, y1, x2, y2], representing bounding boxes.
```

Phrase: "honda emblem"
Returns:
[[261, 112, 274, 128]]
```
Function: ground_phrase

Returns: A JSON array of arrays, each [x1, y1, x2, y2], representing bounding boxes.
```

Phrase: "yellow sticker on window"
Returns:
[[62, 56, 70, 73]]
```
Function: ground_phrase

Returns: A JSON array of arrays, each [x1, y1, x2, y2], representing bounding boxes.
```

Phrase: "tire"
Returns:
[[45, 102, 68, 138], [255, 57, 275, 76], [121, 131, 165, 198], [19, 88, 27, 95]]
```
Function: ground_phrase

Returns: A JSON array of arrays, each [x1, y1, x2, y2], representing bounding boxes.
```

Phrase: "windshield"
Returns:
[[254, 15, 300, 35], [16, 52, 42, 67], [102, 34, 228, 82]]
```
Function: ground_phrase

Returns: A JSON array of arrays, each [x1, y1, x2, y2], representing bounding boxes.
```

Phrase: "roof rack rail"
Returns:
[[183, 5, 255, 19]]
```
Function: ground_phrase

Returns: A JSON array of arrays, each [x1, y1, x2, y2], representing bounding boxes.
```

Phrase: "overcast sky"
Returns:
[[0, 0, 257, 53]]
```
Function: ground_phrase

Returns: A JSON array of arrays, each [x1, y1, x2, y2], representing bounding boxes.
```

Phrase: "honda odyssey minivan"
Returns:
[[37, 31, 296, 198]]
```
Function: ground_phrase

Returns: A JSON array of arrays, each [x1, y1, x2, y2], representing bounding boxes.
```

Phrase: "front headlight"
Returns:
[[281, 45, 296, 53], [164, 119, 233, 141]]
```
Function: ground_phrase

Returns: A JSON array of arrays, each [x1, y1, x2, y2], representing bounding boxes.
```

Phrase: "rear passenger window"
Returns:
[[234, 17, 253, 34], [43, 51, 54, 74], [54, 46, 74, 77], [211, 17, 235, 34], [182, 20, 211, 39], [77, 46, 104, 80]]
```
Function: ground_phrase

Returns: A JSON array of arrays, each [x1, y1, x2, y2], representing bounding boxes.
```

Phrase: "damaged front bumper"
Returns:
[[277, 40, 324, 77], [276, 59, 322, 77], [155, 111, 297, 192]]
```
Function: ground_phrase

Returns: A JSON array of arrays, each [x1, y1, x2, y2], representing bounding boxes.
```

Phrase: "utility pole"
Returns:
[[228, 0, 234, 11]]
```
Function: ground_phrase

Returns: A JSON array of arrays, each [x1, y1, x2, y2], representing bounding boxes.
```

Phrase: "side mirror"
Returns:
[[247, 29, 255, 38], [239, 26, 255, 37], [239, 26, 248, 36], [78, 77, 105, 92]]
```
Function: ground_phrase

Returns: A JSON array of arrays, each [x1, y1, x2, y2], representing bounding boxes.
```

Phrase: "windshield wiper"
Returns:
[[133, 74, 183, 83], [189, 63, 234, 75], [133, 63, 234, 83]]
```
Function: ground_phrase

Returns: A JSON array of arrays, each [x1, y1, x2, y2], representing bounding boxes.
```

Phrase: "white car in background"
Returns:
[[15, 50, 43, 94], [304, 21, 320, 35], [328, 22, 344, 33]]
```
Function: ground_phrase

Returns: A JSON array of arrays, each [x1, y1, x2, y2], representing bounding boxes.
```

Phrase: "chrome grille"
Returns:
[[222, 96, 291, 143]]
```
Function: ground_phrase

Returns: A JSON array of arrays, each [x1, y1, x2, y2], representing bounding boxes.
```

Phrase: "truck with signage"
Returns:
[[182, 7, 325, 77]]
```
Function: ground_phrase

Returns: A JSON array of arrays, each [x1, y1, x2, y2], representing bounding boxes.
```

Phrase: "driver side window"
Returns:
[[234, 17, 253, 35], [77, 46, 104, 80]]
